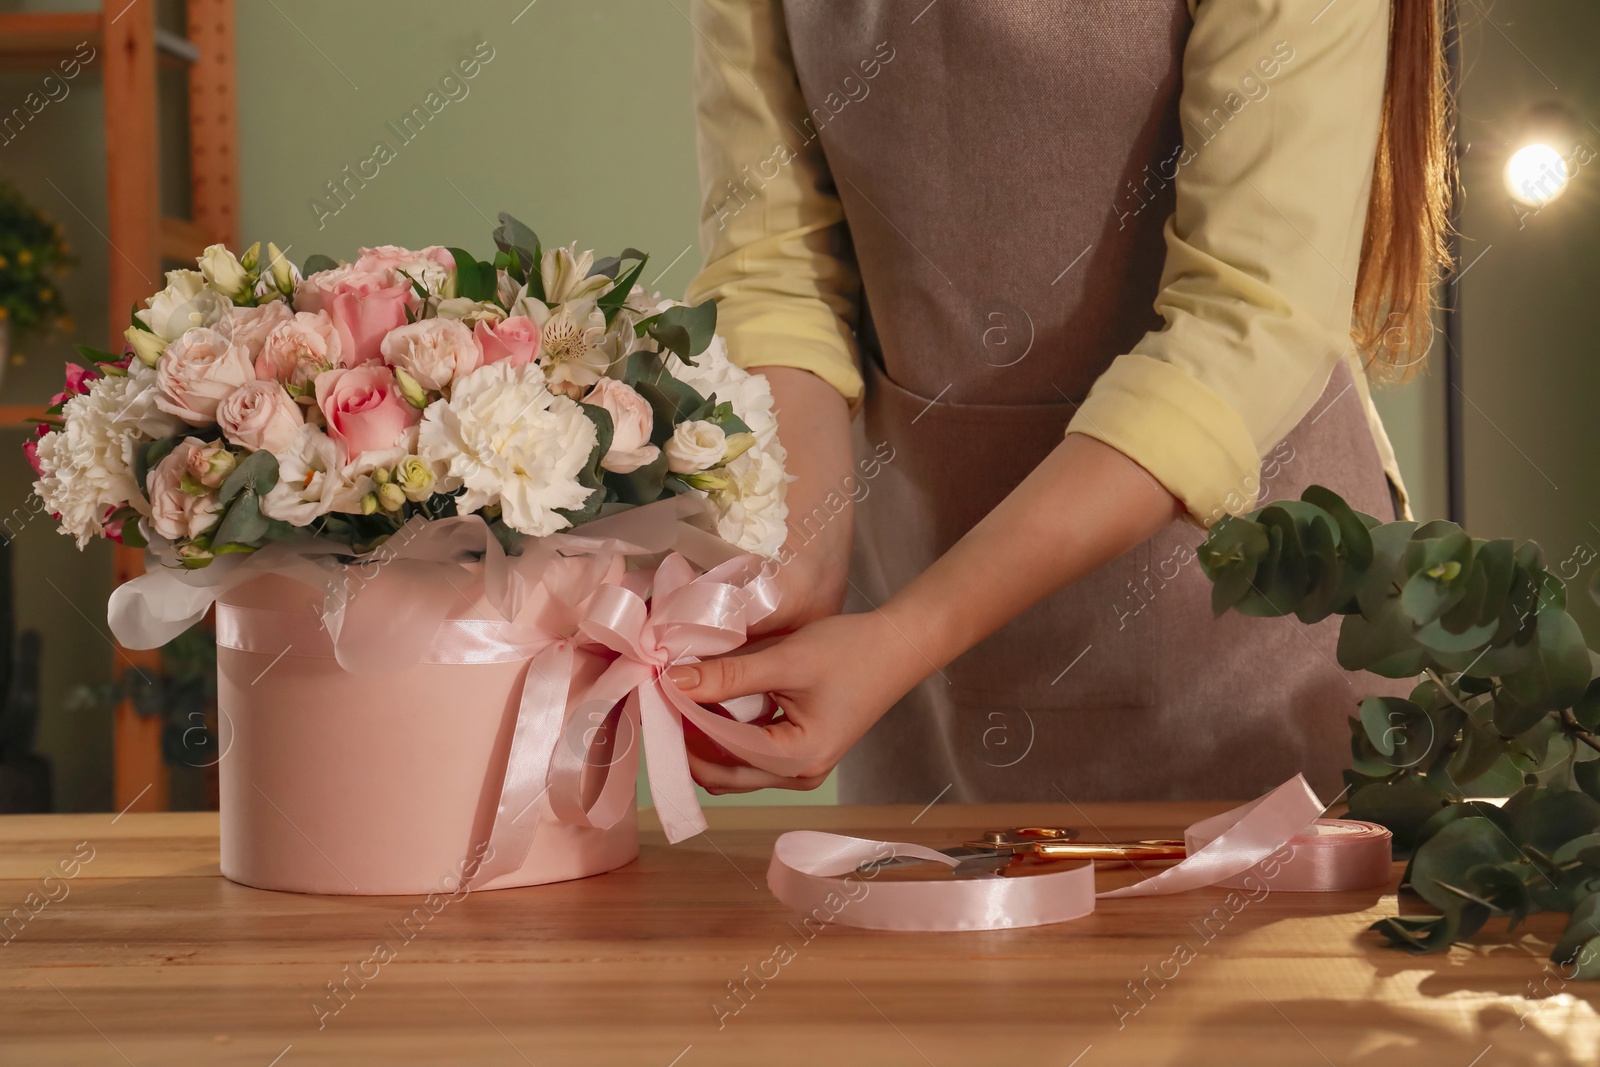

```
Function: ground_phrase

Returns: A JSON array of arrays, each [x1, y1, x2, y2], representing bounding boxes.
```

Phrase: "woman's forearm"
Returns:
[[751, 366, 858, 628], [877, 433, 1185, 681]]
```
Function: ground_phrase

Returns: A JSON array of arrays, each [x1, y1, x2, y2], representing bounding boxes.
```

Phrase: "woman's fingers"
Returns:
[[667, 641, 791, 705], [687, 751, 828, 795]]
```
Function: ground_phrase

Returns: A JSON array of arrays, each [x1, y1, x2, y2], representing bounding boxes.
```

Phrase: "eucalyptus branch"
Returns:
[[1423, 668, 1477, 719], [1197, 484, 1600, 969], [1560, 708, 1600, 756]]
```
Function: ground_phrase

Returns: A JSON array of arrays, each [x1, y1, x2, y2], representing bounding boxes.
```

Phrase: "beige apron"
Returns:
[[780, 0, 1408, 803]]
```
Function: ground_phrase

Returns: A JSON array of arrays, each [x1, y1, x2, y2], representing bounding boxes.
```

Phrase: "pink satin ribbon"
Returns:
[[765, 777, 1394, 931]]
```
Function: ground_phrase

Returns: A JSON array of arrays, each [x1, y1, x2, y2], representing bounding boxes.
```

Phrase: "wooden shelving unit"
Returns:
[[1, 1, 239, 814]]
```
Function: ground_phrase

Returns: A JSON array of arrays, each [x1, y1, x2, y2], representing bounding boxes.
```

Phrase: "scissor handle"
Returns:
[[1031, 839, 1187, 861]]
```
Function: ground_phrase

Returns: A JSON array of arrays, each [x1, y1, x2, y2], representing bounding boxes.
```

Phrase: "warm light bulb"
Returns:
[[1505, 143, 1570, 206]]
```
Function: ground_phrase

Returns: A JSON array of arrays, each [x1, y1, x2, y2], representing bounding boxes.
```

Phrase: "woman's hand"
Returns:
[[673, 434, 1185, 793], [667, 611, 927, 793], [744, 367, 856, 636]]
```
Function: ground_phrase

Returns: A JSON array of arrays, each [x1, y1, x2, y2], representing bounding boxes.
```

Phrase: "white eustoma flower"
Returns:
[[664, 334, 780, 450], [663, 420, 727, 474], [260, 424, 356, 525], [136, 269, 234, 341], [33, 364, 185, 548], [199, 244, 251, 300], [416, 362, 597, 536]]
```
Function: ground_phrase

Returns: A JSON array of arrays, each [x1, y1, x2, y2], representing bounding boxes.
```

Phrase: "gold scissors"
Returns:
[[968, 827, 1188, 862], [861, 826, 1187, 877]]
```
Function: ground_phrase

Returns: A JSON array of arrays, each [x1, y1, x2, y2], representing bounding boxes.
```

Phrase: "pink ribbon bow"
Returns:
[[543, 553, 809, 844]]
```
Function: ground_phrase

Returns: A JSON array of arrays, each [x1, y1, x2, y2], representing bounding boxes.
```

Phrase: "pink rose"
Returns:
[[147, 438, 224, 542], [218, 380, 304, 454], [155, 327, 256, 425], [353, 244, 455, 279], [586, 377, 660, 474], [314, 365, 421, 462], [474, 315, 542, 369], [257, 311, 344, 388], [380, 318, 482, 392], [295, 264, 411, 365], [217, 300, 294, 361]]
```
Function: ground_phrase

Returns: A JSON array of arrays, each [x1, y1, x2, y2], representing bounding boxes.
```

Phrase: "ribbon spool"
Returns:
[[1197, 817, 1393, 893]]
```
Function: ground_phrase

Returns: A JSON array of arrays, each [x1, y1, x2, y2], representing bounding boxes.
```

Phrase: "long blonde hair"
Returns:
[[1354, 0, 1455, 382]]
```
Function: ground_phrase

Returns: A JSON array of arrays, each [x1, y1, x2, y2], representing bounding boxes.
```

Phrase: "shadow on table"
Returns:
[[1152, 935, 1600, 1067]]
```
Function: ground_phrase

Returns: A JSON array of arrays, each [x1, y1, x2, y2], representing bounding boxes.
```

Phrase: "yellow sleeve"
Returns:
[[1067, 0, 1392, 525], [684, 0, 864, 403]]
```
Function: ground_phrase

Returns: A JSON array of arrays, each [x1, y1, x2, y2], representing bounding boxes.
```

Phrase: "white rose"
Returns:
[[585, 377, 659, 474], [217, 380, 303, 453], [663, 420, 727, 475], [199, 244, 251, 299], [417, 362, 596, 536], [216, 300, 294, 362], [379, 318, 482, 393], [136, 269, 233, 341], [155, 327, 256, 425], [256, 311, 342, 390], [260, 425, 351, 525], [146, 438, 224, 542]]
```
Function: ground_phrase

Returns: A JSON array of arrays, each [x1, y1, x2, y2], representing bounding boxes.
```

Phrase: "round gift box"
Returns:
[[213, 573, 639, 895]]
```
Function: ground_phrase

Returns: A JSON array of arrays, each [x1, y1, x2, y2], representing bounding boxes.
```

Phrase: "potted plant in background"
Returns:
[[0, 181, 73, 391]]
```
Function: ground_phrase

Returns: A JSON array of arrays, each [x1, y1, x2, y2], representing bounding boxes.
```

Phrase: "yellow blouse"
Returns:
[[686, 0, 1407, 525]]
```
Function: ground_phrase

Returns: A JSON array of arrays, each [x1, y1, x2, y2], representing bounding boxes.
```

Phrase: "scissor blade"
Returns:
[[855, 847, 1009, 877]]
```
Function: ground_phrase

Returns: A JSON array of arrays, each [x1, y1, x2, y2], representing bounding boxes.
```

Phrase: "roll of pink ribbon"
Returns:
[[1194, 817, 1393, 893], [765, 776, 1395, 932]]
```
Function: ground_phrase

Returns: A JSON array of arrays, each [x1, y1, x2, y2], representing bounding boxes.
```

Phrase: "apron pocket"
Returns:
[[854, 356, 1156, 711]]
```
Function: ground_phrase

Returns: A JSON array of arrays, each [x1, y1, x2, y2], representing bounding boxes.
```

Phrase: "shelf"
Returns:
[[0, 12, 101, 63], [0, 406, 49, 428], [160, 215, 216, 263]]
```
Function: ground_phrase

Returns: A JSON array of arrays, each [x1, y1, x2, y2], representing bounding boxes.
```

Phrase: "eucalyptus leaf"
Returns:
[[302, 253, 339, 276], [218, 450, 279, 506], [212, 491, 268, 548]]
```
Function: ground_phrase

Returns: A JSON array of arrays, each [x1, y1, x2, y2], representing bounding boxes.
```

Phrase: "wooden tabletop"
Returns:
[[1, 800, 1595, 1066]]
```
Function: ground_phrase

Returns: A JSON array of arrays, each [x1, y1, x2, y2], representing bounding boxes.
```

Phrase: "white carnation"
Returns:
[[416, 362, 597, 537], [710, 445, 789, 557], [33, 365, 185, 548]]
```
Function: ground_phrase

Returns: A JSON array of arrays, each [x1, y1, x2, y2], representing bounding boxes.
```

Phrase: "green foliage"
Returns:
[[0, 179, 75, 342], [1197, 485, 1600, 971], [637, 300, 717, 364]]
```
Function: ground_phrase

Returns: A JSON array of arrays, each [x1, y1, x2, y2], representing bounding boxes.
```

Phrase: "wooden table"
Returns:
[[2, 801, 1595, 1066]]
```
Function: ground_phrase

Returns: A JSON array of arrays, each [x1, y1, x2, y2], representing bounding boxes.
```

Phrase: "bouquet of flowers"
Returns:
[[29, 213, 786, 563]]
